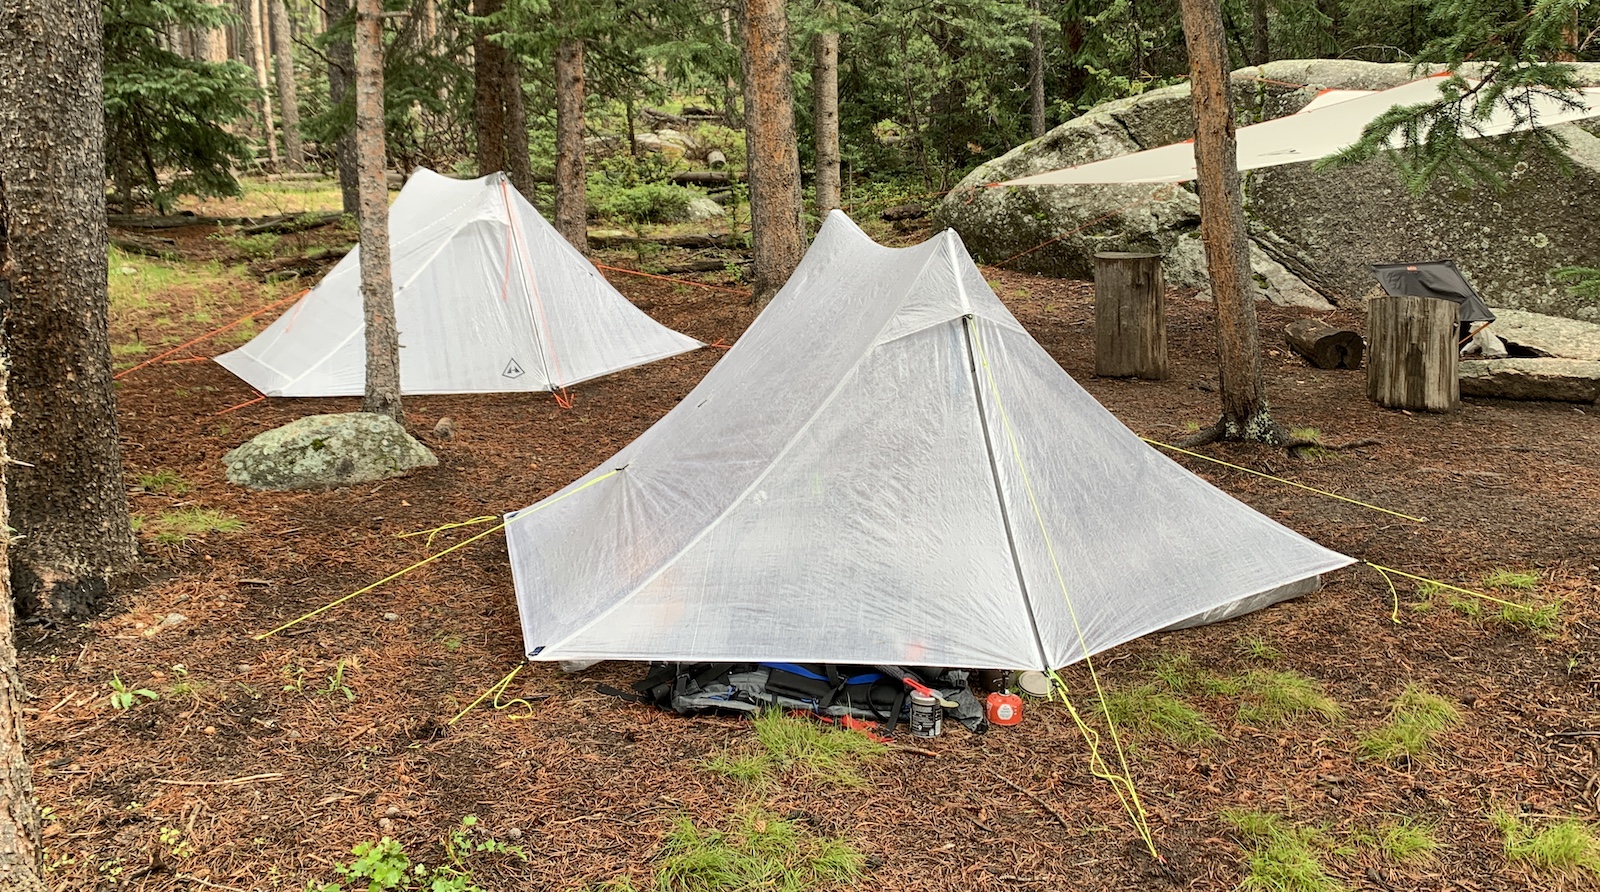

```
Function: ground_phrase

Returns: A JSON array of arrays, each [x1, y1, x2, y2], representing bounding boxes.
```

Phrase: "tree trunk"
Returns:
[[355, 0, 400, 419], [1251, 0, 1269, 66], [1366, 296, 1459, 412], [811, 14, 841, 216], [268, 0, 304, 167], [248, 0, 279, 169], [553, 36, 588, 252], [1284, 318, 1363, 370], [473, 0, 507, 177], [1178, 0, 1281, 443], [739, 0, 805, 309], [503, 57, 533, 196], [0, 324, 41, 892], [325, 0, 358, 214], [0, 0, 140, 623], [201, 0, 229, 61], [1028, 0, 1046, 138]]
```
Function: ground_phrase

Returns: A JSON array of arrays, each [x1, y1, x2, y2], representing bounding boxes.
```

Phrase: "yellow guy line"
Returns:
[[447, 664, 538, 725], [1364, 562, 1543, 617], [970, 323, 1159, 861], [253, 469, 623, 640], [395, 515, 499, 551], [1142, 438, 1426, 524]]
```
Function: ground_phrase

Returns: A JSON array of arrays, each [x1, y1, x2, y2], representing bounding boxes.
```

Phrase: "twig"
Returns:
[[154, 772, 285, 787], [175, 875, 250, 892], [994, 773, 1073, 830], [1547, 730, 1600, 739], [893, 745, 939, 758]]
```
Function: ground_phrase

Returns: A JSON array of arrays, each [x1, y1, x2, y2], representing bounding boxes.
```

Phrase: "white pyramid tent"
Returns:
[[505, 212, 1353, 671], [216, 168, 701, 396], [1001, 76, 1600, 186]]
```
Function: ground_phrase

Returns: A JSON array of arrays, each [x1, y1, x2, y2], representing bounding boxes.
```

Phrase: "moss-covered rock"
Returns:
[[222, 412, 437, 491]]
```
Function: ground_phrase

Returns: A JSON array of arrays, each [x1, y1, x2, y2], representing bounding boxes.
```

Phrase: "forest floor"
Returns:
[[20, 180, 1600, 891]]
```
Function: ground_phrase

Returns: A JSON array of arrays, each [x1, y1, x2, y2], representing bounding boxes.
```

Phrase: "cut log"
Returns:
[[589, 232, 732, 250], [881, 203, 927, 221], [1093, 252, 1167, 380], [1366, 295, 1459, 412], [670, 170, 732, 187], [1284, 318, 1364, 369], [707, 149, 727, 170]]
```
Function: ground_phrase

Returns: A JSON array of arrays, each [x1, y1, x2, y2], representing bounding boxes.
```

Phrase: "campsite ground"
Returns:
[[23, 181, 1600, 891]]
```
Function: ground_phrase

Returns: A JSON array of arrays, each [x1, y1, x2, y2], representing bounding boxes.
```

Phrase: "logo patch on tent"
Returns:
[[502, 358, 526, 379]]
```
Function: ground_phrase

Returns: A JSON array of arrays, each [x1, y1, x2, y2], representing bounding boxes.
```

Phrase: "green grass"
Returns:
[[1236, 634, 1282, 662], [655, 807, 865, 892], [1481, 568, 1539, 591], [1375, 818, 1439, 863], [1094, 684, 1219, 745], [703, 711, 885, 788], [1238, 671, 1345, 727], [141, 508, 244, 546], [135, 469, 191, 495], [1492, 811, 1600, 880], [1356, 684, 1461, 763], [1224, 810, 1344, 892]]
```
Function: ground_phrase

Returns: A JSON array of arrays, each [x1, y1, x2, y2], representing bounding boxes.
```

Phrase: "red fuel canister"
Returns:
[[986, 691, 1023, 726]]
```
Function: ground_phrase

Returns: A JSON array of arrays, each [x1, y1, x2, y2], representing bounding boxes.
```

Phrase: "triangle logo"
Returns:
[[502, 358, 525, 379]]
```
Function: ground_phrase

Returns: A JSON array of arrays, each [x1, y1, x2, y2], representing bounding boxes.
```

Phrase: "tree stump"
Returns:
[[1284, 319, 1364, 369], [1366, 295, 1460, 412], [1094, 252, 1167, 379]]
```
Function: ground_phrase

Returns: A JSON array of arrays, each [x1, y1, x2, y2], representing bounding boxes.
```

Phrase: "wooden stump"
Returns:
[[1094, 252, 1167, 379], [1366, 295, 1460, 412], [1285, 319, 1364, 369]]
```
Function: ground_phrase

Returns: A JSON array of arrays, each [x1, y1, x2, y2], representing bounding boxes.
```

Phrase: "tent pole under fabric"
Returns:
[[504, 212, 1355, 672], [215, 168, 703, 397], [999, 76, 1600, 187]]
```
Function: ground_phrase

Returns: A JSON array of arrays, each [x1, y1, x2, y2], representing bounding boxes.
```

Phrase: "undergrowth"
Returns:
[[1492, 810, 1600, 881], [1094, 683, 1219, 745], [655, 806, 864, 892], [1224, 810, 1343, 892], [1356, 684, 1461, 763], [704, 710, 884, 787], [1238, 671, 1345, 727], [307, 816, 527, 892]]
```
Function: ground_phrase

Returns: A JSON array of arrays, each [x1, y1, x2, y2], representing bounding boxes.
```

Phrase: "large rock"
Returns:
[[1460, 358, 1600, 403], [1488, 308, 1600, 361], [938, 60, 1600, 320], [223, 412, 437, 491]]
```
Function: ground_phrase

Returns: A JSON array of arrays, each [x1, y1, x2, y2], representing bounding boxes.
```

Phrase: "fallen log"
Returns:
[[1284, 318, 1364, 370], [640, 106, 689, 128], [241, 211, 344, 236], [109, 212, 243, 230], [664, 257, 748, 274], [881, 203, 927, 222], [670, 170, 732, 187], [111, 235, 178, 257], [589, 232, 732, 250]]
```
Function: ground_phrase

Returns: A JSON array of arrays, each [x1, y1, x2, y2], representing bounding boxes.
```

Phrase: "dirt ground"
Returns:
[[21, 217, 1600, 891]]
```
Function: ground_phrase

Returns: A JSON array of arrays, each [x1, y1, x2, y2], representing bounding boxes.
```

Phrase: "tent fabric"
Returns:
[[505, 212, 1353, 672], [1000, 77, 1600, 187], [1370, 260, 1495, 323], [216, 168, 701, 396]]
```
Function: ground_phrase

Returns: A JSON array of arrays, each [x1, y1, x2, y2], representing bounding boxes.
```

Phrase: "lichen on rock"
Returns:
[[222, 412, 438, 491]]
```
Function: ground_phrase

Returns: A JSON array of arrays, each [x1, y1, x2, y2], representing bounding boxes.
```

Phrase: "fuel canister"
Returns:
[[986, 691, 1023, 726]]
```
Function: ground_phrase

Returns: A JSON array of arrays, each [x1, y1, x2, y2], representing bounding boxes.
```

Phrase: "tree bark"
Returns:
[[355, 0, 400, 419], [268, 0, 304, 167], [1093, 252, 1168, 380], [1251, 0, 1269, 66], [1366, 296, 1459, 412], [0, 0, 140, 623], [739, 0, 805, 309], [248, 0, 280, 169], [1178, 0, 1281, 443], [0, 319, 41, 892], [811, 12, 841, 216], [553, 36, 588, 252], [473, 0, 507, 178], [503, 56, 534, 196], [1028, 0, 1046, 138], [324, 0, 358, 214]]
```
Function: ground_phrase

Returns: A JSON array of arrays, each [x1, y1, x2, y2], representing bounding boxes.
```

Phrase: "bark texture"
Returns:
[[472, 0, 507, 178], [1028, 0, 1046, 138], [1178, 0, 1280, 443], [0, 0, 140, 621], [0, 281, 43, 892], [502, 58, 533, 196], [553, 36, 588, 252], [739, 0, 805, 308], [355, 0, 400, 419], [268, 0, 304, 167], [325, 0, 359, 214], [1251, 0, 1269, 66], [248, 0, 280, 168], [811, 21, 841, 215]]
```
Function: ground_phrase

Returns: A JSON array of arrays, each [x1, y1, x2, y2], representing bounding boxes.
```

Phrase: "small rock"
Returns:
[[222, 412, 437, 491], [385, 805, 401, 817], [432, 416, 456, 440], [382, 612, 399, 622], [117, 265, 138, 275], [506, 827, 523, 840], [379, 817, 392, 830], [203, 726, 216, 735], [174, 594, 190, 604], [161, 613, 188, 627]]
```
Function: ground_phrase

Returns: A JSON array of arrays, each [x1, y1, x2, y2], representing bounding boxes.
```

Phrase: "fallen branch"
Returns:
[[111, 235, 178, 258], [994, 773, 1073, 830], [154, 772, 285, 787], [241, 211, 344, 236]]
